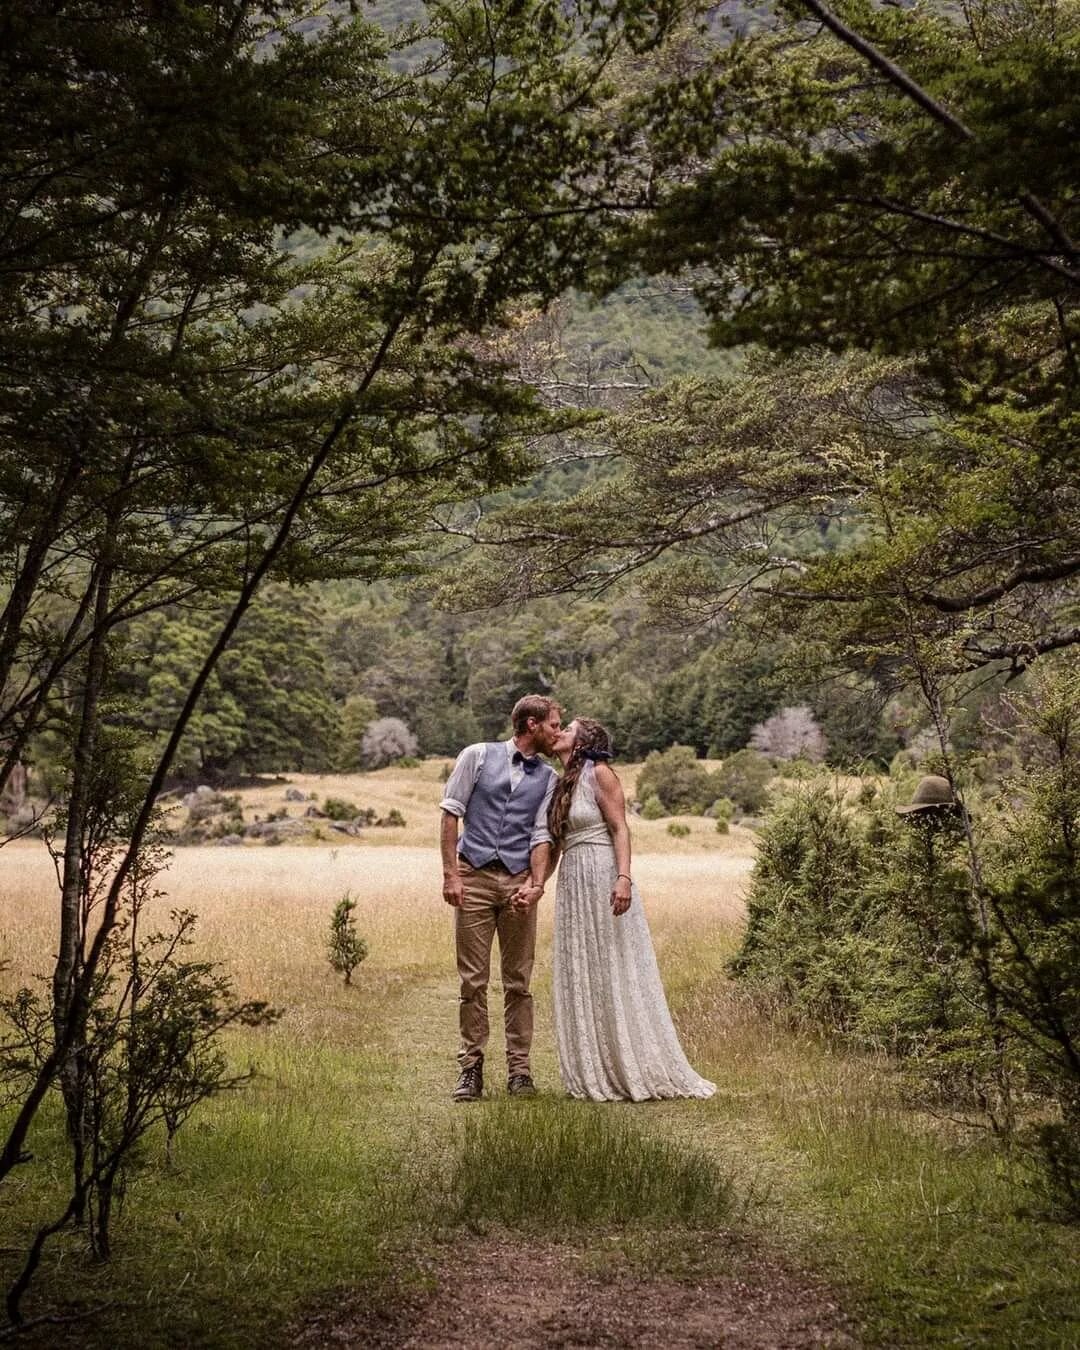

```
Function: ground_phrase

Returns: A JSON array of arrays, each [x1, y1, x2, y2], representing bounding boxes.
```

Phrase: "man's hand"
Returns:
[[510, 881, 544, 913], [443, 871, 464, 908]]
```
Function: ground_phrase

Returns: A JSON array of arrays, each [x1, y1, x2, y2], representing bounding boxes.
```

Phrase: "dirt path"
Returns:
[[292, 1235, 857, 1348], [286, 855, 857, 1349]]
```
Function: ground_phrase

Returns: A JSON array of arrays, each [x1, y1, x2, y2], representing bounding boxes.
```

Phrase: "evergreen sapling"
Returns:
[[328, 894, 368, 986]]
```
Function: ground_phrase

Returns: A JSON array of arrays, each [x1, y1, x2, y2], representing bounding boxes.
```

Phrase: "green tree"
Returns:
[[0, 0, 691, 1294], [117, 589, 340, 779], [338, 695, 379, 772], [448, 3, 1078, 695], [327, 894, 369, 987]]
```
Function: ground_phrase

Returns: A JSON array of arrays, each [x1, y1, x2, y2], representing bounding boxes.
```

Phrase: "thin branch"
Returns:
[[798, 0, 1079, 270]]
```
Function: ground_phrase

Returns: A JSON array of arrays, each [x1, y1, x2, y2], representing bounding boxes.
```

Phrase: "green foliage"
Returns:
[[337, 696, 378, 773], [629, 2, 1079, 377], [640, 794, 665, 820], [2, 855, 277, 1301], [636, 745, 721, 815], [666, 821, 690, 838], [713, 750, 772, 816], [327, 894, 368, 987], [449, 5, 1079, 713], [710, 797, 735, 833], [734, 663, 1080, 1210], [116, 590, 341, 781], [983, 665, 1080, 1215], [323, 797, 359, 822]]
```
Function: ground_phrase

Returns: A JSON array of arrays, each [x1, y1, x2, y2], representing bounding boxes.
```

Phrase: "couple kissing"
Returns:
[[440, 694, 715, 1105]]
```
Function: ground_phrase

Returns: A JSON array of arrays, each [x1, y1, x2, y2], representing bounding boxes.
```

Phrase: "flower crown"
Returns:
[[579, 747, 614, 763]]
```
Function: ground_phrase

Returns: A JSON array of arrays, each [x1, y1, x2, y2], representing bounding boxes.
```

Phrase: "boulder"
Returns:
[[284, 787, 306, 802], [218, 834, 244, 846]]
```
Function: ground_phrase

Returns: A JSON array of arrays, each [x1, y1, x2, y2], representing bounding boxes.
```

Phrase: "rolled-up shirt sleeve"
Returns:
[[439, 743, 484, 818], [529, 773, 556, 849]]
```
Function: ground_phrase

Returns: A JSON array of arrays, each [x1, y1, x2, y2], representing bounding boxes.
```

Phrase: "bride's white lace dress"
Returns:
[[552, 761, 716, 1102]]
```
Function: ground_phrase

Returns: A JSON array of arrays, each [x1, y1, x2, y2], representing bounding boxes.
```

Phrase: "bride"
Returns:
[[544, 717, 716, 1103]]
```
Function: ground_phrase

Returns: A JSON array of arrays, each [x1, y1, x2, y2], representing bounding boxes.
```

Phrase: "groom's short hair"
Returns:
[[511, 694, 560, 735]]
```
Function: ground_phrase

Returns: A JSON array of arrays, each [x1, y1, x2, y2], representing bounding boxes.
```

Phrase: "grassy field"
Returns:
[[0, 767, 1077, 1347]]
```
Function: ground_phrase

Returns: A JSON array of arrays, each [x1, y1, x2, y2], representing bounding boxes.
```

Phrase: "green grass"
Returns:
[[444, 1096, 733, 1230], [774, 1094, 1080, 1347], [670, 1008, 1080, 1349], [0, 1040, 428, 1349]]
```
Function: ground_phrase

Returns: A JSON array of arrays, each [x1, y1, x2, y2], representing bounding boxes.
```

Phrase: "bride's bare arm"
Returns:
[[594, 764, 633, 916]]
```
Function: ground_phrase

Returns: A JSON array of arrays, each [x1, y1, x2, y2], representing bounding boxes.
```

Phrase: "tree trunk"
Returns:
[[52, 562, 112, 1189]]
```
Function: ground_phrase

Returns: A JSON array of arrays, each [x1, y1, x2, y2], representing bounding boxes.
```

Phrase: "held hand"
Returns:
[[443, 872, 464, 908], [610, 877, 632, 917], [511, 882, 544, 913]]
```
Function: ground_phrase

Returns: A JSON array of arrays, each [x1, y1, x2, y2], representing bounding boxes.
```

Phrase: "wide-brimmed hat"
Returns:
[[896, 774, 959, 815]]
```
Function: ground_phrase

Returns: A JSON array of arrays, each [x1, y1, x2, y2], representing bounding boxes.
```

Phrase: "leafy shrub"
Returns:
[[749, 705, 827, 763], [378, 808, 406, 827], [323, 796, 359, 821], [667, 821, 690, 838], [708, 797, 735, 822], [636, 745, 720, 815], [732, 662, 1080, 1213], [711, 798, 734, 835], [360, 716, 419, 769], [640, 794, 665, 820], [732, 780, 992, 1059], [713, 749, 772, 815]]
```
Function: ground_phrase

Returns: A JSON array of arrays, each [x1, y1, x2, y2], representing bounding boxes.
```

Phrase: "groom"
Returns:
[[440, 694, 561, 1102]]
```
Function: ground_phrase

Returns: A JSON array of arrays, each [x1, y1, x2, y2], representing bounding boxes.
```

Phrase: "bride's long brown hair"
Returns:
[[547, 717, 615, 842]]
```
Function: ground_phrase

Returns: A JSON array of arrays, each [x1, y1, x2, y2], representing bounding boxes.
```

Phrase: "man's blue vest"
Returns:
[[459, 743, 554, 875]]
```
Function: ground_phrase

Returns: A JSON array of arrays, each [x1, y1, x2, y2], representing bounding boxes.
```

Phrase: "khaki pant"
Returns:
[[455, 859, 537, 1076]]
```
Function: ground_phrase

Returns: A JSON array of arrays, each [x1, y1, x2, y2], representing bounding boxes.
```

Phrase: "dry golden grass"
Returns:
[[157, 760, 761, 856], [0, 827, 752, 1053]]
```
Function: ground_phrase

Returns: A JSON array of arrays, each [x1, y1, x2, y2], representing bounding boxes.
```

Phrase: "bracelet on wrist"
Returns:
[[616, 873, 632, 882]]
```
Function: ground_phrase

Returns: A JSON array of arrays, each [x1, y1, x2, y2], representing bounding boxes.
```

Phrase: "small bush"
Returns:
[[378, 808, 406, 828], [323, 796, 359, 821], [715, 816, 730, 835], [327, 892, 368, 986], [667, 821, 691, 838], [713, 749, 772, 815], [636, 745, 720, 815], [640, 794, 665, 820]]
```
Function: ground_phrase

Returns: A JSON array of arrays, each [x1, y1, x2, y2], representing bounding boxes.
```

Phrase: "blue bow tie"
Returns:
[[512, 750, 541, 773]]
